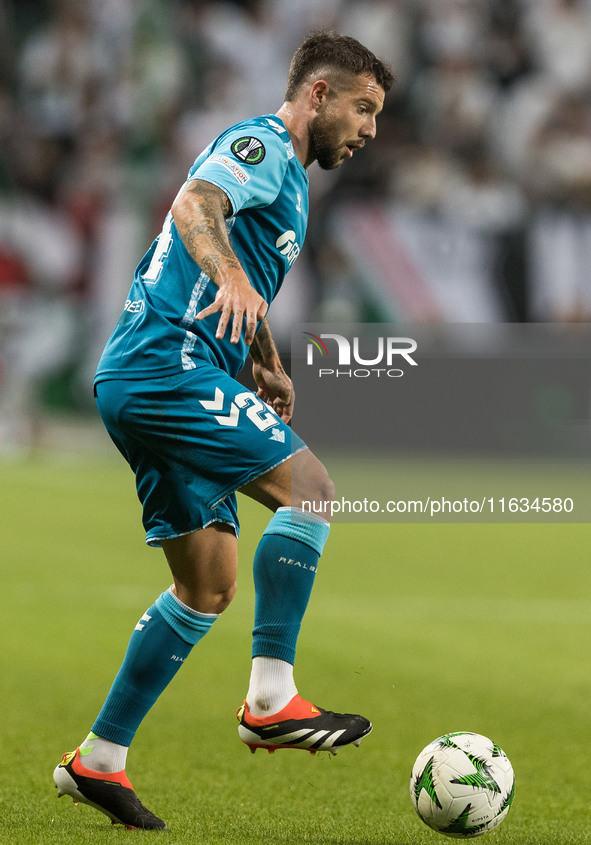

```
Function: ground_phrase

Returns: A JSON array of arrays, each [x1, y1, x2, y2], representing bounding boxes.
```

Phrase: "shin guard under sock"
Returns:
[[251, 507, 330, 665], [91, 588, 217, 747]]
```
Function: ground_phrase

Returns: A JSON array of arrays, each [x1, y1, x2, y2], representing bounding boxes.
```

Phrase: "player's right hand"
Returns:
[[196, 281, 268, 345], [253, 362, 294, 423]]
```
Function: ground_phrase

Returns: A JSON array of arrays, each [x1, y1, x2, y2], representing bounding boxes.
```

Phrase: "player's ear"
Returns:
[[310, 79, 330, 111]]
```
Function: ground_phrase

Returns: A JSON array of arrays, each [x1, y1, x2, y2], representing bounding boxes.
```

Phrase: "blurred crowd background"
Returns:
[[2, 0, 591, 451]]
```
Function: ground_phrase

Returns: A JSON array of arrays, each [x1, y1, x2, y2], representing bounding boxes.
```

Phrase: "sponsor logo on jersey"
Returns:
[[230, 136, 266, 165], [275, 230, 300, 266], [269, 428, 285, 443], [209, 153, 250, 185], [124, 299, 145, 313]]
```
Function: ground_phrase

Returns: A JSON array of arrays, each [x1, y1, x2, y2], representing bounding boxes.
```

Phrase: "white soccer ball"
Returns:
[[409, 732, 515, 838]]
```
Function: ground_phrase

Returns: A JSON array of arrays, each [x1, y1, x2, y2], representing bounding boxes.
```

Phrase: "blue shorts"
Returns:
[[94, 364, 307, 546]]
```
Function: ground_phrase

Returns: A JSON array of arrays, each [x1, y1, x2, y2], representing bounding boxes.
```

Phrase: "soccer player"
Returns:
[[53, 31, 393, 830]]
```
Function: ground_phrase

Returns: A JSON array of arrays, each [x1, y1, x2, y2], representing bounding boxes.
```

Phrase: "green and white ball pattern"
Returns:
[[410, 732, 515, 838]]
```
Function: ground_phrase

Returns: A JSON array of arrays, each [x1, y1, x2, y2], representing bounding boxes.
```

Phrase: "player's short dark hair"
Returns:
[[285, 31, 394, 101]]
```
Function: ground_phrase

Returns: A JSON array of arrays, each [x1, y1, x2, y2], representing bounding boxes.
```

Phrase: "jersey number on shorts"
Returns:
[[200, 387, 280, 431], [142, 212, 174, 285]]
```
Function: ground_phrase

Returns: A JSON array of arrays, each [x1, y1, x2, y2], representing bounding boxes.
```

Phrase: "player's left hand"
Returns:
[[252, 361, 294, 423]]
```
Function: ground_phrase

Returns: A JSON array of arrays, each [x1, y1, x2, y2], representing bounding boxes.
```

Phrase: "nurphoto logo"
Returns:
[[302, 332, 418, 379]]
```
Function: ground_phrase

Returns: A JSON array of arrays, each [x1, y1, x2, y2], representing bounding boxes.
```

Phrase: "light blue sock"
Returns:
[[92, 588, 217, 746], [252, 507, 330, 665]]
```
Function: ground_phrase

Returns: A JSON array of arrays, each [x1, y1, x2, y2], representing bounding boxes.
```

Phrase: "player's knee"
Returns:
[[202, 579, 237, 614], [298, 464, 335, 519], [175, 580, 237, 615], [313, 468, 335, 507], [214, 580, 237, 614], [289, 451, 334, 514]]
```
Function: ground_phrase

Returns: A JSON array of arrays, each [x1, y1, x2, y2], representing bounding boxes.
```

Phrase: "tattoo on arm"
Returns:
[[250, 318, 281, 368], [174, 180, 242, 281]]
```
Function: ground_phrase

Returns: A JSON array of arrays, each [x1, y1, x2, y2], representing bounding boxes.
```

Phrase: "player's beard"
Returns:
[[308, 110, 347, 171]]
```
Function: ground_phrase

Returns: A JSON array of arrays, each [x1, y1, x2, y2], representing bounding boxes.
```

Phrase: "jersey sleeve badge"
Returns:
[[230, 137, 266, 165]]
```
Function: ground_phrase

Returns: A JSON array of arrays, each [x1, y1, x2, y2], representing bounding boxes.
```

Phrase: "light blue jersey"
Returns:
[[95, 115, 309, 382]]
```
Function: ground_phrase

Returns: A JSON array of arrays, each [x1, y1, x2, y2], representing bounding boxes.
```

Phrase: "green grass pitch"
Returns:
[[2, 452, 591, 844]]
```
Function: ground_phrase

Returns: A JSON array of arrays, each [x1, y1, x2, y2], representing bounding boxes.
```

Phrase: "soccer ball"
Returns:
[[410, 732, 515, 838]]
